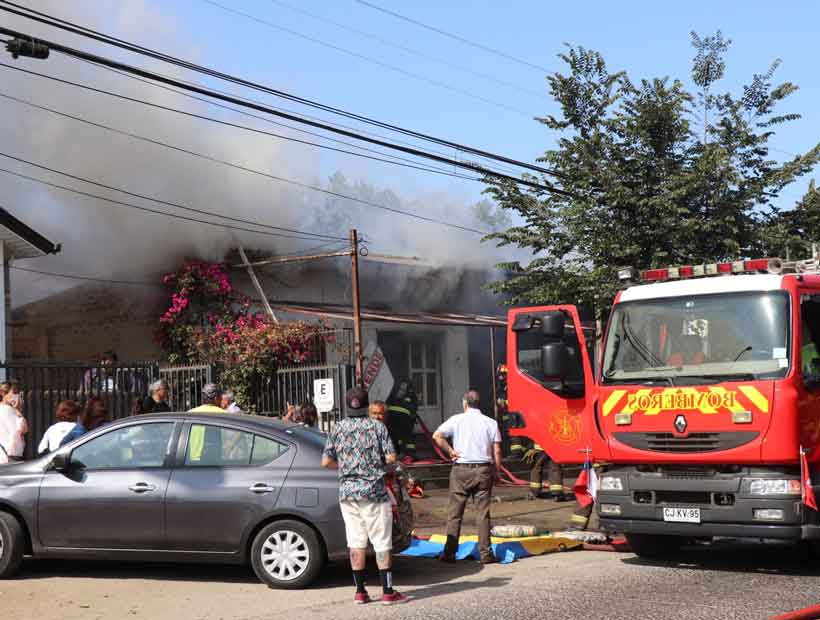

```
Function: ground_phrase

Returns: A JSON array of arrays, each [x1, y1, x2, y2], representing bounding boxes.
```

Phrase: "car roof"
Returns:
[[115, 411, 295, 433]]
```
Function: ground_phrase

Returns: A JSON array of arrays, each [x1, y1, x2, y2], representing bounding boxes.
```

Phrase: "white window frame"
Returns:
[[408, 339, 441, 408]]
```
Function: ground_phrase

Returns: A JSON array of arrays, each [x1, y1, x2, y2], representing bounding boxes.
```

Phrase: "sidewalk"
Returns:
[[411, 484, 598, 537]]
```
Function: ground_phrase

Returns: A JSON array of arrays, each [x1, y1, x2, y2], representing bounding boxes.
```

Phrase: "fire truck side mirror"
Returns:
[[541, 311, 565, 339], [541, 342, 569, 380]]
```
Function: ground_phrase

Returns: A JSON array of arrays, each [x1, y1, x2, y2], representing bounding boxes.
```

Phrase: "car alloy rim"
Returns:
[[0, 530, 4, 559], [261, 529, 310, 581]]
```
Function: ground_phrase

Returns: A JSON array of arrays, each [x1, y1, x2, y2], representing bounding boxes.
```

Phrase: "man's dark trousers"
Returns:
[[443, 463, 494, 560]]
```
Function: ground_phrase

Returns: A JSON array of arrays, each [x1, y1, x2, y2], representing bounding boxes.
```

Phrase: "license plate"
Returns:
[[662, 507, 701, 523]]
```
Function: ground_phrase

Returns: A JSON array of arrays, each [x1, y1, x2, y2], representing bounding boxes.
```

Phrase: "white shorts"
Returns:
[[339, 499, 393, 552]]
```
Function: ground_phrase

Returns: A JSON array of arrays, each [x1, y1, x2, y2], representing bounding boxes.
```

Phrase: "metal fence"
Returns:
[[251, 363, 352, 432], [158, 364, 214, 411], [4, 354, 353, 459], [1, 362, 159, 459]]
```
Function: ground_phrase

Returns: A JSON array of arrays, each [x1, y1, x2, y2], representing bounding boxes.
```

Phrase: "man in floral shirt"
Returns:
[[322, 387, 407, 606]]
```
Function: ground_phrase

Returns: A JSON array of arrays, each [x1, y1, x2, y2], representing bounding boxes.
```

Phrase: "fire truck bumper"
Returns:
[[596, 465, 820, 541]]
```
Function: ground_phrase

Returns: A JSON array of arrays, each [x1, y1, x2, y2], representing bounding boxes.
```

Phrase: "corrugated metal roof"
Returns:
[[0, 208, 59, 259]]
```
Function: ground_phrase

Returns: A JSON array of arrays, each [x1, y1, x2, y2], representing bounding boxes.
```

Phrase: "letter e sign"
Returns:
[[313, 378, 334, 413]]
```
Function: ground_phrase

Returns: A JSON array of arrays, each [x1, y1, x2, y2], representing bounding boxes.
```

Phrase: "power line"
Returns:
[[74, 58, 478, 180], [202, 0, 532, 116], [0, 2, 567, 184], [269, 0, 546, 100], [79, 55, 526, 179], [0, 159, 341, 242], [0, 63, 481, 183], [0, 78, 489, 234], [355, 0, 551, 74], [10, 265, 159, 286]]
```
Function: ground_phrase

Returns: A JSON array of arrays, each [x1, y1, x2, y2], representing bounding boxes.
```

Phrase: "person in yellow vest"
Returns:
[[187, 383, 225, 462]]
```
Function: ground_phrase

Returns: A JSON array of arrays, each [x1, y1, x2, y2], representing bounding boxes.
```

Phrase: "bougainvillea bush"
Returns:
[[156, 260, 322, 409]]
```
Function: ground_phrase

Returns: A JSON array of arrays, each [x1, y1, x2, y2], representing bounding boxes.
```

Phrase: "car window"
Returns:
[[185, 424, 288, 467], [251, 435, 288, 465], [72, 422, 174, 470]]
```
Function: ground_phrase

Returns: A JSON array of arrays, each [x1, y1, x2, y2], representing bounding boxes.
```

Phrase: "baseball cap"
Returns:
[[345, 386, 368, 415]]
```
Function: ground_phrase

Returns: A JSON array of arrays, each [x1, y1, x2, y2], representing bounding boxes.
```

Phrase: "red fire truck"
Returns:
[[505, 257, 820, 556]]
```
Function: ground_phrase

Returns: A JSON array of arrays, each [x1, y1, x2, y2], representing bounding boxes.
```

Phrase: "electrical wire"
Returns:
[[74, 57, 478, 180], [0, 161, 336, 242], [0, 2, 568, 183], [0, 64, 481, 183], [9, 265, 159, 286], [268, 0, 546, 100], [202, 0, 532, 116], [355, 0, 552, 74], [0, 84, 489, 234]]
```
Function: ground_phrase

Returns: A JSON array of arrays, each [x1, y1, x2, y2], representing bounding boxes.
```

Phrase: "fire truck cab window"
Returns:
[[603, 292, 790, 384], [516, 314, 585, 396], [800, 294, 820, 385]]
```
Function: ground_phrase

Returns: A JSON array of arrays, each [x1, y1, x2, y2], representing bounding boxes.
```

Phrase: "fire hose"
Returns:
[[411, 414, 530, 487]]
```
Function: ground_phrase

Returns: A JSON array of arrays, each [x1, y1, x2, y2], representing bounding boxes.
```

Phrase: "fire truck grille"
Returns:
[[613, 431, 759, 453]]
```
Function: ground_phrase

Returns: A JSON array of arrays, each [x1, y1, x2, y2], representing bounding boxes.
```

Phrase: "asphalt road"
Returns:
[[5, 540, 820, 620]]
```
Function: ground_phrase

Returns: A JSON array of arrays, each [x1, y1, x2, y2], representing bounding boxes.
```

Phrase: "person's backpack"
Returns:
[[386, 469, 415, 553]]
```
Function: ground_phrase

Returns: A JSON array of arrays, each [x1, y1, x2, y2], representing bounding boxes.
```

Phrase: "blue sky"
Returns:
[[174, 0, 820, 207], [5, 1, 820, 305]]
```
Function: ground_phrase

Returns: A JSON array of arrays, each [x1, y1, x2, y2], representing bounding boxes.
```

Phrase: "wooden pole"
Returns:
[[237, 244, 278, 324], [350, 229, 364, 386]]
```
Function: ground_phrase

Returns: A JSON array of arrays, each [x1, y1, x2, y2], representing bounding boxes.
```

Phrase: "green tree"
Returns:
[[760, 179, 820, 259], [485, 35, 820, 312]]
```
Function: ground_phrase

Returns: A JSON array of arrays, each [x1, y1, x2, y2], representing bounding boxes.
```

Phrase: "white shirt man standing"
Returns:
[[432, 390, 502, 564]]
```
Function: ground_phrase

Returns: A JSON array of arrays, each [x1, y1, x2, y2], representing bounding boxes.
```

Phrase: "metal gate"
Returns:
[[158, 364, 214, 411], [254, 363, 352, 432]]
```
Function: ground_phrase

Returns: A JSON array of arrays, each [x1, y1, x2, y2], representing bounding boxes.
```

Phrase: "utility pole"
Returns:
[[350, 229, 364, 386]]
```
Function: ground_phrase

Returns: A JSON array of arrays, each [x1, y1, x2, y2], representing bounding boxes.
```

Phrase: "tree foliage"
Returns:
[[485, 34, 820, 312]]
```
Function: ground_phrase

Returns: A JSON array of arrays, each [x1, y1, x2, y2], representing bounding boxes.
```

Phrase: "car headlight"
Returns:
[[600, 476, 624, 491], [746, 479, 801, 496]]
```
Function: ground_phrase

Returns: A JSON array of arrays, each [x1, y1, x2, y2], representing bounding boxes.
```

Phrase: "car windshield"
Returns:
[[602, 291, 790, 384]]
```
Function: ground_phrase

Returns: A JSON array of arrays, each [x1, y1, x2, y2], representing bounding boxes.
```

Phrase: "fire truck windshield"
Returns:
[[602, 291, 790, 384]]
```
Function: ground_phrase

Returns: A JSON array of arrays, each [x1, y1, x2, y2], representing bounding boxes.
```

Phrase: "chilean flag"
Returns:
[[801, 447, 817, 511], [573, 458, 598, 508]]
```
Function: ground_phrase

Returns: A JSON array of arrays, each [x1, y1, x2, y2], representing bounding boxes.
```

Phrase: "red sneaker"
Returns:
[[381, 591, 409, 606], [354, 592, 371, 605]]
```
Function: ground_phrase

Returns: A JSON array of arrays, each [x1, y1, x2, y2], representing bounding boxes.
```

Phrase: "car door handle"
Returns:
[[128, 482, 157, 493], [249, 483, 276, 494]]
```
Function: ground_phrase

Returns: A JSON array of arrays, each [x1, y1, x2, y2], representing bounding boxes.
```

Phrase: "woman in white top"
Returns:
[[38, 400, 80, 455]]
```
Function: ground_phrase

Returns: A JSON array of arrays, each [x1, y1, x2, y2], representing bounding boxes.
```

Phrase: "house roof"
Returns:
[[267, 300, 505, 327], [0, 208, 60, 260]]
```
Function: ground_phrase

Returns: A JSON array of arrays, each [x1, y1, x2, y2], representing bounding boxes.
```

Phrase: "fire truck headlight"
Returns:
[[599, 503, 622, 516], [600, 476, 624, 491], [746, 479, 801, 496]]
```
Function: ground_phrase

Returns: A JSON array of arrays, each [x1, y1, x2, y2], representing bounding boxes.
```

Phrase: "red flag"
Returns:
[[801, 449, 817, 511], [573, 461, 594, 508]]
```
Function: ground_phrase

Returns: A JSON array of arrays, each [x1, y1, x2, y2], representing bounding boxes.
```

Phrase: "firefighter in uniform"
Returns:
[[386, 380, 419, 460], [526, 443, 568, 500]]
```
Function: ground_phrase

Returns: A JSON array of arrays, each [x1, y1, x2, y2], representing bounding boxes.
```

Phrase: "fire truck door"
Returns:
[[506, 305, 596, 464]]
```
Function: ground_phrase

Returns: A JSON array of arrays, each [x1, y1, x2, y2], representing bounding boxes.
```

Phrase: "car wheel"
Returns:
[[0, 512, 25, 579], [626, 533, 683, 558], [251, 520, 324, 589]]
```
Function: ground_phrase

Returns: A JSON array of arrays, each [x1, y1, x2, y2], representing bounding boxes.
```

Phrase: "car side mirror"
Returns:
[[51, 450, 71, 472], [541, 342, 569, 380], [541, 311, 565, 339]]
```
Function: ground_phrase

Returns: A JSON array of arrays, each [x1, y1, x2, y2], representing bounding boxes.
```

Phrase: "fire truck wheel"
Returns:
[[625, 533, 683, 558]]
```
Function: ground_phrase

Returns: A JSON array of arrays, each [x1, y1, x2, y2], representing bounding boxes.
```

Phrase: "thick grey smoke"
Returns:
[[4, 1, 514, 309]]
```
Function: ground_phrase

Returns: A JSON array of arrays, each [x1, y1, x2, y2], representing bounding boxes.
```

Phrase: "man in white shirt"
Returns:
[[0, 402, 26, 463], [432, 390, 502, 564]]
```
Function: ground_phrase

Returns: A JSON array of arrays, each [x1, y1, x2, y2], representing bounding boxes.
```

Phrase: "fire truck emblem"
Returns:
[[548, 409, 582, 445], [674, 414, 687, 434]]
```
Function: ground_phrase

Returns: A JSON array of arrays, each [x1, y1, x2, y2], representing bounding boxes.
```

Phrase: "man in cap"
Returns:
[[321, 386, 407, 606]]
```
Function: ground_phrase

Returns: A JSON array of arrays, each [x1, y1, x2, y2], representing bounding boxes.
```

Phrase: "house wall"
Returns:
[[11, 284, 164, 362]]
